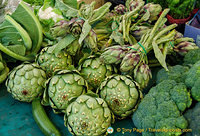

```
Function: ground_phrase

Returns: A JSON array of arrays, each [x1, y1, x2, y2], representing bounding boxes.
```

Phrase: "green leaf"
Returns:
[[89, 2, 111, 24], [0, 15, 32, 51], [110, 21, 124, 45], [43, 0, 55, 10], [55, 0, 78, 17], [62, 0, 78, 9], [49, 34, 76, 54], [6, 45, 26, 56], [79, 20, 91, 44], [152, 40, 168, 71], [11, 1, 43, 53]]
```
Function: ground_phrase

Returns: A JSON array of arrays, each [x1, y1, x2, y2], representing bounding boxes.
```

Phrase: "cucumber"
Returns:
[[32, 99, 61, 136]]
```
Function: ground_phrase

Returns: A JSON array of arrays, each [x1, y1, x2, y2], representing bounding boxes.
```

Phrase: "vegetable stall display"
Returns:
[[0, 0, 200, 136]]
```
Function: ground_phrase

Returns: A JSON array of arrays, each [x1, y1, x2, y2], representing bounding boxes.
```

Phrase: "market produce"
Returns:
[[183, 48, 200, 65], [156, 65, 189, 84], [78, 55, 117, 89], [185, 60, 200, 101], [0, 52, 9, 83], [184, 102, 200, 136], [32, 98, 61, 136], [64, 94, 112, 136], [133, 62, 152, 89], [36, 46, 72, 76], [6, 63, 47, 102], [132, 80, 192, 136], [1, 0, 200, 135], [148, 0, 196, 19], [42, 69, 88, 113], [0, 0, 7, 23], [99, 74, 142, 119], [0, 1, 43, 61]]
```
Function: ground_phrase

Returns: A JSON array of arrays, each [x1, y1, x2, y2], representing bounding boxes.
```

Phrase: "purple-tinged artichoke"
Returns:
[[174, 41, 199, 55], [175, 31, 183, 39], [51, 18, 84, 38], [133, 62, 152, 89], [100, 45, 129, 65], [129, 0, 144, 11], [131, 26, 151, 41], [114, 4, 127, 15], [120, 50, 141, 72]]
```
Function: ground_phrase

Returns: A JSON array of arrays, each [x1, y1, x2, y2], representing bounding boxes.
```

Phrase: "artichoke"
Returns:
[[174, 41, 198, 55], [133, 62, 152, 89], [79, 55, 116, 89], [100, 45, 129, 65], [36, 46, 72, 76], [42, 70, 88, 113], [99, 75, 142, 119], [64, 94, 112, 136], [131, 26, 151, 41], [51, 18, 84, 38], [114, 4, 127, 15], [6, 63, 47, 102], [141, 3, 162, 22], [120, 50, 141, 72]]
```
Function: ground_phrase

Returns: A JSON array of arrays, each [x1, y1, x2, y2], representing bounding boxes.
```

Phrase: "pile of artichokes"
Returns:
[[1, 0, 199, 136]]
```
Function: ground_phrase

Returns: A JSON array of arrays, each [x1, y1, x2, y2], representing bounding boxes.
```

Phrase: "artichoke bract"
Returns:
[[79, 55, 116, 89], [99, 75, 142, 119], [6, 63, 47, 102], [133, 62, 152, 89], [65, 95, 112, 136], [36, 46, 72, 76], [42, 70, 88, 113]]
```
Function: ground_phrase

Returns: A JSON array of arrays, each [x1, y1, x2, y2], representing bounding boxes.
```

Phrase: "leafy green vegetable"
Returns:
[[0, 15, 32, 51], [55, 0, 78, 17], [49, 34, 76, 54], [22, 0, 44, 6], [62, 0, 77, 9], [89, 2, 112, 24], [11, 1, 43, 53], [79, 20, 91, 44]]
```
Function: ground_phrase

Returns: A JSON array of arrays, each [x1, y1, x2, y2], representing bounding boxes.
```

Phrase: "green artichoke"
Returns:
[[133, 62, 152, 89], [6, 63, 47, 102], [64, 94, 112, 136], [99, 75, 142, 119], [36, 46, 72, 76], [79, 55, 116, 89], [42, 70, 88, 113], [100, 45, 129, 65]]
